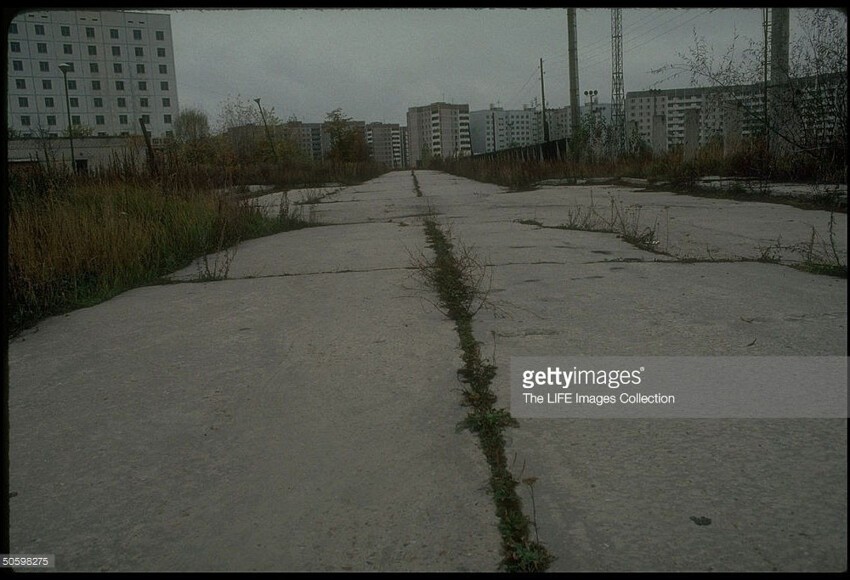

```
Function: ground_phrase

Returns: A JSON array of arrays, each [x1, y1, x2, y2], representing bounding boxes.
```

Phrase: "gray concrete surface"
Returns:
[[8, 168, 847, 572]]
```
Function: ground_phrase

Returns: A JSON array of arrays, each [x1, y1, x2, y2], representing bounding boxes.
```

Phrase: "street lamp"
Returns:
[[253, 97, 279, 162], [584, 89, 599, 116], [58, 62, 76, 172]]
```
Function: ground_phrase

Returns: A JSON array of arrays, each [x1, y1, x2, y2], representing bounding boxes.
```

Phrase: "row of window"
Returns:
[[11, 60, 170, 75], [13, 76, 170, 92], [18, 113, 172, 126], [10, 42, 168, 58], [13, 70, 169, 90], [16, 95, 172, 108], [10, 22, 167, 41]]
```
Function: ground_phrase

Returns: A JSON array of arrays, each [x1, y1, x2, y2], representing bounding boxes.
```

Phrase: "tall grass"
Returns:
[[430, 138, 846, 192], [7, 157, 386, 337]]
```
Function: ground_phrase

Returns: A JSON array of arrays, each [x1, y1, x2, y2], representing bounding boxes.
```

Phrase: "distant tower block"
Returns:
[[651, 114, 667, 154], [723, 101, 743, 157], [683, 108, 700, 161]]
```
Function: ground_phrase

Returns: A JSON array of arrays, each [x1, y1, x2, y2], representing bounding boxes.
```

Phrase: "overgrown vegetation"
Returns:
[[6, 161, 330, 337], [415, 215, 554, 572], [7, 105, 389, 338]]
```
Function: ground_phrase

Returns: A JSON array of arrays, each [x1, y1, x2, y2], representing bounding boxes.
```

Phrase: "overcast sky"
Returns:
[[160, 8, 834, 128]]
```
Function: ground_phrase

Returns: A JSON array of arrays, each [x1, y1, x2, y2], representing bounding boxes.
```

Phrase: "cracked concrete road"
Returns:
[[8, 169, 847, 572]]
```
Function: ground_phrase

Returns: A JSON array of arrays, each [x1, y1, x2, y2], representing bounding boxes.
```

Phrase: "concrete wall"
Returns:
[[7, 135, 148, 170]]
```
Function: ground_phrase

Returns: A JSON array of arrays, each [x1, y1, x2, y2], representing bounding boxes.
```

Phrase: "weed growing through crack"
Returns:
[[415, 215, 554, 572], [412, 169, 423, 197]]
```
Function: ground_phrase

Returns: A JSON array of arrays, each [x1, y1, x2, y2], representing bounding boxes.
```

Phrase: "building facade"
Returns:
[[406, 102, 471, 165], [366, 122, 403, 168], [7, 10, 179, 139], [469, 104, 540, 154]]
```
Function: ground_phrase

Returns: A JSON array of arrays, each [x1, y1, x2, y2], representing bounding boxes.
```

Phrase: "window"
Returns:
[[12, 60, 23, 71], [61, 25, 70, 36], [141, 114, 150, 124], [155, 30, 164, 41], [138, 81, 147, 91], [44, 97, 54, 107], [162, 97, 171, 107], [165, 130, 173, 138], [93, 97, 103, 107], [156, 47, 165, 58], [37, 42, 47, 53], [164, 114, 172, 124], [112, 46, 121, 57], [67, 80, 77, 90], [21, 115, 31, 126], [115, 80, 125, 90], [10, 22, 17, 33], [134, 47, 144, 57], [90, 62, 99, 73], [71, 115, 80, 125], [140, 97, 149, 107], [86, 27, 95, 38], [15, 79, 26, 89], [63, 44, 73, 54], [113, 63, 123, 74], [133, 29, 142, 40], [158, 64, 167, 74], [110, 28, 119, 39], [160, 81, 168, 91], [10, 41, 20, 52], [117, 97, 126, 108], [136, 64, 145, 74], [42, 79, 52, 90], [18, 97, 28, 107], [88, 45, 97, 56], [47, 115, 57, 126], [119, 115, 128, 125], [34, 24, 45, 35], [95, 115, 105, 125], [64, 62, 75, 72], [39, 61, 49, 72], [70, 97, 79, 107]]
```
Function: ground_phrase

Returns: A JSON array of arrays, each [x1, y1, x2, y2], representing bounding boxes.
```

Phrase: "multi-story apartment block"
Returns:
[[7, 10, 179, 139], [469, 104, 539, 154], [406, 102, 471, 165], [285, 121, 324, 161], [366, 122, 403, 168], [399, 125, 409, 168], [622, 79, 846, 151]]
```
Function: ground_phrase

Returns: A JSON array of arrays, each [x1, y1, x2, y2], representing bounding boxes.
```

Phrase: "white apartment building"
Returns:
[[626, 85, 766, 150], [406, 102, 471, 165], [469, 104, 539, 154], [7, 10, 178, 139]]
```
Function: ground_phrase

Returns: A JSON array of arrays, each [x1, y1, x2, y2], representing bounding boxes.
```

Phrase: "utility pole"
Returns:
[[540, 58, 549, 143], [254, 98, 279, 163], [567, 8, 580, 153], [763, 8, 771, 164]]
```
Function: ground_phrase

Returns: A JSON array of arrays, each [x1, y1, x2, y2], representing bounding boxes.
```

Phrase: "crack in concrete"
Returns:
[[162, 266, 418, 285]]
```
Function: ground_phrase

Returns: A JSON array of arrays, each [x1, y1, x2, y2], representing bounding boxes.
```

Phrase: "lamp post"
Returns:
[[253, 97, 279, 162], [58, 62, 76, 172], [584, 89, 599, 116]]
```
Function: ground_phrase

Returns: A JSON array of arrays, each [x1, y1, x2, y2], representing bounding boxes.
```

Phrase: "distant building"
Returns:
[[7, 9, 179, 140], [624, 75, 844, 152], [406, 102, 471, 165], [366, 122, 403, 168], [470, 104, 540, 154]]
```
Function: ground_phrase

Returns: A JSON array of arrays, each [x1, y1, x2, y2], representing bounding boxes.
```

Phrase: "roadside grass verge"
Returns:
[[415, 215, 554, 572], [7, 175, 317, 338]]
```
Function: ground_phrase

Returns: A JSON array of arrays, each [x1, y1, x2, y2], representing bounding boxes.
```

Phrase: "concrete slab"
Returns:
[[7, 171, 500, 572], [413, 169, 847, 572], [8, 168, 846, 572]]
